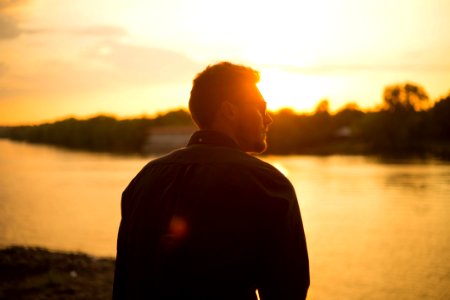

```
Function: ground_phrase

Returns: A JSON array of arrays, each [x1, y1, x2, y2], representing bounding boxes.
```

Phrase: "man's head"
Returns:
[[189, 62, 272, 153]]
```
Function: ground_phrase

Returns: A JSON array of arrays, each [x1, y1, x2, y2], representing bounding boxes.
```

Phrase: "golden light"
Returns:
[[270, 161, 289, 177], [1, 0, 449, 125], [258, 68, 336, 113]]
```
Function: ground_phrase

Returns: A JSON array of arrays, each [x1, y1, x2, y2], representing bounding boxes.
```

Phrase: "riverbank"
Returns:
[[0, 246, 115, 300], [3, 99, 450, 160]]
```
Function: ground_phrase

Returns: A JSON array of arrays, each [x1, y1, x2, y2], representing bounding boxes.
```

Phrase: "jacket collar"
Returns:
[[188, 130, 240, 149]]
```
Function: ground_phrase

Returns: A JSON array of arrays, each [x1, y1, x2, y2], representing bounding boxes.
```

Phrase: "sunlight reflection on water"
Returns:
[[1, 140, 449, 299], [263, 155, 450, 299]]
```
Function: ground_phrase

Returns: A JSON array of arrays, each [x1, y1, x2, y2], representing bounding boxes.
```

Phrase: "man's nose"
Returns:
[[264, 112, 273, 125]]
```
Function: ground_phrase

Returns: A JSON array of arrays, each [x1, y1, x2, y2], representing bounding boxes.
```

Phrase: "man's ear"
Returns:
[[220, 101, 239, 121]]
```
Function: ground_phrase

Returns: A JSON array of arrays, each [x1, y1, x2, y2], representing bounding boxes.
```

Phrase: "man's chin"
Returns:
[[247, 140, 267, 154]]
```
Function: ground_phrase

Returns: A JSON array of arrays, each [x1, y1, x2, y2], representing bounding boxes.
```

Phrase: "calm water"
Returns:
[[0, 139, 449, 299]]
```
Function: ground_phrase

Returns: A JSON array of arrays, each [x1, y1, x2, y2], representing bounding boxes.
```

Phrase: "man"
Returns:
[[113, 62, 309, 300]]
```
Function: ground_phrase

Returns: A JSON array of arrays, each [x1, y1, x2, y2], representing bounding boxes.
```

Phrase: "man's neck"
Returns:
[[208, 123, 241, 150]]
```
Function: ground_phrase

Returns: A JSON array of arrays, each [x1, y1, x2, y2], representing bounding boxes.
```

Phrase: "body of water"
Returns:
[[0, 139, 449, 299]]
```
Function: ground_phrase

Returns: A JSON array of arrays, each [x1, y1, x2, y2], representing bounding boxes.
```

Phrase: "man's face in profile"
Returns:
[[235, 85, 272, 154]]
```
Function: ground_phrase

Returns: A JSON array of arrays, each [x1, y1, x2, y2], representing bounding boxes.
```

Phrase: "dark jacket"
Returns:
[[113, 130, 309, 300]]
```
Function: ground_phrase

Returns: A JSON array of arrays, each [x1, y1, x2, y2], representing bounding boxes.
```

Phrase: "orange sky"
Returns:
[[1, 0, 450, 125]]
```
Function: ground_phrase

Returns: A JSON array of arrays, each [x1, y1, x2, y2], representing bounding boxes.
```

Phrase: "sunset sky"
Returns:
[[1, 0, 449, 125]]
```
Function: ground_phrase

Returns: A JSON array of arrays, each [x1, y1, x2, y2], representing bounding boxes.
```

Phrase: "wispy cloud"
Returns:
[[0, 41, 200, 100], [0, 0, 29, 11], [0, 62, 7, 75], [277, 63, 450, 74], [0, 23, 130, 40], [0, 14, 21, 39], [0, 0, 37, 39], [72, 25, 129, 38], [84, 41, 200, 84], [266, 46, 450, 74], [0, 15, 48, 39]]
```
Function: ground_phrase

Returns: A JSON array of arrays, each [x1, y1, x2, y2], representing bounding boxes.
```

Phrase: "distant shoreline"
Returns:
[[2, 136, 450, 162], [1, 104, 450, 160], [0, 246, 115, 300]]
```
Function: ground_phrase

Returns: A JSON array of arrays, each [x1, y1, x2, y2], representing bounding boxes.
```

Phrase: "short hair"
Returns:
[[189, 62, 260, 129]]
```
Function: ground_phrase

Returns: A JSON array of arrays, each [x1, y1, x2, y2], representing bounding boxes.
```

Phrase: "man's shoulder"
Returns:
[[149, 146, 288, 182]]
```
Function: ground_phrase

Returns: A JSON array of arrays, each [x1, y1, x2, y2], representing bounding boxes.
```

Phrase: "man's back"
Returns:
[[113, 131, 309, 300]]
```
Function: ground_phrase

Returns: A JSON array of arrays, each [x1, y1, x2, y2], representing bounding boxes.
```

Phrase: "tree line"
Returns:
[[0, 110, 192, 153], [268, 83, 450, 159], [1, 83, 450, 159]]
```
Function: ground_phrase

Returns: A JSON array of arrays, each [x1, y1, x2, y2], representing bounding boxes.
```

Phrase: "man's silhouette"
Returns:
[[113, 62, 309, 300]]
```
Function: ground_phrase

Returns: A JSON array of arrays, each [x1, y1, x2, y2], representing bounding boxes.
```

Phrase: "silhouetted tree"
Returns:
[[267, 108, 302, 153], [383, 83, 429, 112], [4, 93, 450, 158], [334, 103, 364, 128], [152, 109, 193, 127], [314, 99, 330, 115], [309, 99, 332, 144], [358, 83, 430, 153], [432, 93, 450, 140]]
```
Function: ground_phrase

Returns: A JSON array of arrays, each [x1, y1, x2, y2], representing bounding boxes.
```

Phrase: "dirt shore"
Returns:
[[0, 246, 115, 300]]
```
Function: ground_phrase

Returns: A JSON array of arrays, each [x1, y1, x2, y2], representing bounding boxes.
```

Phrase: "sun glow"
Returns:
[[271, 161, 289, 177], [1, 0, 449, 125], [258, 68, 334, 113]]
